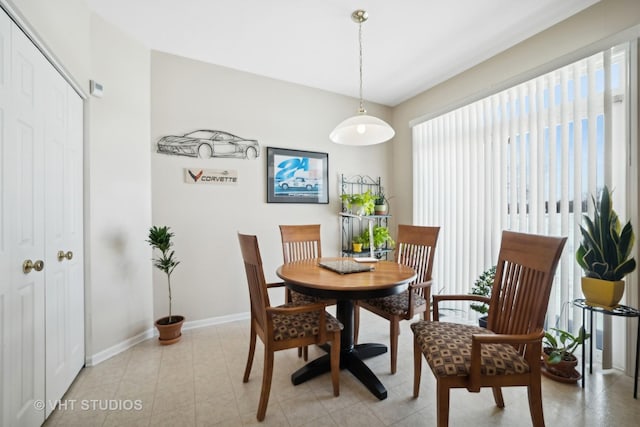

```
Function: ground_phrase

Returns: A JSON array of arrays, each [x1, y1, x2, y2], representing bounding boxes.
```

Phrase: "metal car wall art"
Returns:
[[157, 129, 260, 159]]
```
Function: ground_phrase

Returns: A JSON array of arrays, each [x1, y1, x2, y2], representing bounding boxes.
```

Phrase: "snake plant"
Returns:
[[576, 186, 636, 281]]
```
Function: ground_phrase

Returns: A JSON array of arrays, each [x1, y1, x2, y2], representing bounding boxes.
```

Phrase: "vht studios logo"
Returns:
[[184, 168, 238, 185]]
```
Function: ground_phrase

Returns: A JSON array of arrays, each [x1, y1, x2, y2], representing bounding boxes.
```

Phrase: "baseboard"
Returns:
[[85, 328, 155, 366], [85, 311, 250, 366]]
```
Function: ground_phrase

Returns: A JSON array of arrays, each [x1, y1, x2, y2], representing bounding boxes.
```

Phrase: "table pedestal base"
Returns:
[[291, 343, 388, 400]]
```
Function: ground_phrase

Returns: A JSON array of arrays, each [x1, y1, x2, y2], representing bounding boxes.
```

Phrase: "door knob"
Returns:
[[23, 259, 44, 274], [57, 250, 73, 261]]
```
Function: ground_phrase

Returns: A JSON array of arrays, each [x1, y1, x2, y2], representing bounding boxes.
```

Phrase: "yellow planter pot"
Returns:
[[352, 243, 363, 253], [581, 277, 625, 309]]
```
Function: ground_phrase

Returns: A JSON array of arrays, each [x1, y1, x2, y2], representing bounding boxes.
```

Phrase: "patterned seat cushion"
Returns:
[[290, 289, 321, 304], [410, 321, 530, 377], [363, 289, 426, 316], [272, 303, 343, 341]]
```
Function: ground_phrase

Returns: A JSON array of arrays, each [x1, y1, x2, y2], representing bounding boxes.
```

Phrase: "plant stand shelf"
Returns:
[[572, 298, 640, 398]]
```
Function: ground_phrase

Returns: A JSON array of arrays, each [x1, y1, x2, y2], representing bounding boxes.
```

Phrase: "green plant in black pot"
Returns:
[[469, 266, 496, 319]]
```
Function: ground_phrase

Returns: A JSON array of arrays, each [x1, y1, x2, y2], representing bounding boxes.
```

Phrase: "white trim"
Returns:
[[85, 329, 155, 367], [181, 312, 250, 331], [0, 0, 87, 99], [409, 24, 640, 128], [85, 312, 251, 366]]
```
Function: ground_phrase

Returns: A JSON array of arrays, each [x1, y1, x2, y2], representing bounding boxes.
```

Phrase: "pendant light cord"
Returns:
[[358, 20, 365, 114]]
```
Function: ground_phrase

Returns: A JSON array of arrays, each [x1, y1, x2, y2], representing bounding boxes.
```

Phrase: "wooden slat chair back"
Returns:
[[413, 230, 567, 427], [279, 224, 333, 360], [355, 224, 440, 374], [280, 224, 322, 263], [238, 233, 341, 421], [395, 225, 440, 306]]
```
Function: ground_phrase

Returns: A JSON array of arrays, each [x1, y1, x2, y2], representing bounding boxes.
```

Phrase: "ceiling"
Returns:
[[87, 0, 599, 107]]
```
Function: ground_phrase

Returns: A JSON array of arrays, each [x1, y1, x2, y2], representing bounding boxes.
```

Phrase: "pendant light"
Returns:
[[330, 10, 394, 146]]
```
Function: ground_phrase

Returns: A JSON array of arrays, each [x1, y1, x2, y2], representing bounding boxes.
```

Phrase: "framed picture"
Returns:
[[267, 147, 329, 204]]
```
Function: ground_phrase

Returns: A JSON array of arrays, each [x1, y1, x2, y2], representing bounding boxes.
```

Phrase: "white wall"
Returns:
[[150, 51, 393, 321], [86, 14, 152, 360]]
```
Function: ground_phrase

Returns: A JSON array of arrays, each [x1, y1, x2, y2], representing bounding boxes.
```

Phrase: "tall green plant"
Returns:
[[576, 186, 636, 281], [148, 226, 180, 322]]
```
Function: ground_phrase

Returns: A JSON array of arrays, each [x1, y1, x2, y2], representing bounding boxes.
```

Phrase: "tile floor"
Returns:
[[44, 310, 640, 426]]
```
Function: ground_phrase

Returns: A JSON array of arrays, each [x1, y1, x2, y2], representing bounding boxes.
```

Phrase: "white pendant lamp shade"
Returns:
[[330, 113, 395, 146], [331, 9, 394, 146]]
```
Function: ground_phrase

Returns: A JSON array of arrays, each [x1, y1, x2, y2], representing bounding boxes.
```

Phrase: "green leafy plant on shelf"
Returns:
[[360, 225, 395, 249], [341, 190, 375, 215]]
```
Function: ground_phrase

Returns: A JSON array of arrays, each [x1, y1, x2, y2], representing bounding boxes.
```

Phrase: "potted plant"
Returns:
[[361, 225, 395, 250], [148, 225, 185, 345], [374, 189, 388, 215], [576, 185, 636, 308], [469, 265, 496, 328], [542, 327, 590, 383], [341, 190, 375, 216], [352, 235, 366, 253]]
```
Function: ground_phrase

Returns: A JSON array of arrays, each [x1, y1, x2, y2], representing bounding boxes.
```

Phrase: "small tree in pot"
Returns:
[[469, 266, 496, 327], [148, 225, 185, 345]]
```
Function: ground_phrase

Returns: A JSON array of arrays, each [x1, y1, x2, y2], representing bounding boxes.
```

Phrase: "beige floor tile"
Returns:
[[43, 310, 640, 427]]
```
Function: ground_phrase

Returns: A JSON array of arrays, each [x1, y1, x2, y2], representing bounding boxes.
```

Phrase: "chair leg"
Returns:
[[527, 378, 545, 427], [296, 345, 309, 360], [330, 331, 340, 397], [413, 336, 422, 398], [353, 303, 360, 345], [257, 349, 274, 421], [492, 386, 505, 408], [436, 381, 450, 427], [243, 322, 257, 383], [390, 317, 400, 374]]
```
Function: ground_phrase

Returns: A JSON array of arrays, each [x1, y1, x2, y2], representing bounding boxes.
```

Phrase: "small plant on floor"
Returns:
[[543, 327, 590, 364]]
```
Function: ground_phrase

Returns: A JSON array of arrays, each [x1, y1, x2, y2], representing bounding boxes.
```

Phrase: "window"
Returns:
[[412, 43, 634, 367]]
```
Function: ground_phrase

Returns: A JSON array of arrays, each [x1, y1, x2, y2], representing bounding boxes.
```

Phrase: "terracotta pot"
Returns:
[[581, 277, 625, 309], [541, 348, 581, 383], [155, 315, 185, 345]]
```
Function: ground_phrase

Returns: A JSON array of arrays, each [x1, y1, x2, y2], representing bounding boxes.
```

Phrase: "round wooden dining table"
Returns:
[[276, 257, 416, 400]]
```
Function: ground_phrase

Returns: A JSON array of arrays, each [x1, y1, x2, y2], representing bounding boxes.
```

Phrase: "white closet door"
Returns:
[[44, 65, 84, 417], [7, 16, 47, 427], [1, 10, 13, 427]]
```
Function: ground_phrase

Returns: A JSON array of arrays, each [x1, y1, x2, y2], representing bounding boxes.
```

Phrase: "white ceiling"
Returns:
[[87, 0, 599, 107]]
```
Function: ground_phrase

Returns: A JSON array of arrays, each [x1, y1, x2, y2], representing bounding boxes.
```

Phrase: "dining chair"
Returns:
[[354, 224, 440, 374], [279, 224, 334, 360], [411, 230, 567, 427], [238, 233, 342, 421]]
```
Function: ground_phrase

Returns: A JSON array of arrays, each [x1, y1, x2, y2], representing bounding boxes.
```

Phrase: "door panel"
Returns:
[[9, 19, 46, 427], [0, 10, 10, 427]]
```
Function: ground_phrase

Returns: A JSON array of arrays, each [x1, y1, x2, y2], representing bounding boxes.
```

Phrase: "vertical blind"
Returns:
[[412, 44, 630, 336]]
